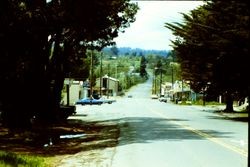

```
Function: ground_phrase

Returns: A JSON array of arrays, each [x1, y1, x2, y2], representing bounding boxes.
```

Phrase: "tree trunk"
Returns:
[[35, 31, 64, 123], [224, 91, 234, 112]]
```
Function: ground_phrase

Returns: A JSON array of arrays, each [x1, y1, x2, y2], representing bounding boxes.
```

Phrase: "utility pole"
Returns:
[[171, 65, 174, 89], [107, 63, 110, 99], [99, 52, 103, 97], [181, 79, 184, 101], [66, 73, 70, 106], [90, 47, 93, 98], [160, 68, 163, 97], [154, 68, 157, 94], [152, 69, 155, 94]]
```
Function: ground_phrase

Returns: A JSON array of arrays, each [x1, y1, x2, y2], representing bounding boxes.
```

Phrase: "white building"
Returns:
[[61, 79, 84, 105]]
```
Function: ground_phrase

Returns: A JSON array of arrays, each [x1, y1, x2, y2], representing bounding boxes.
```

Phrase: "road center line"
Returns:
[[149, 108, 248, 158]]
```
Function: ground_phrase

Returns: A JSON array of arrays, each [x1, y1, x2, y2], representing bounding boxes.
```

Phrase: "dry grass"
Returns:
[[0, 119, 120, 166]]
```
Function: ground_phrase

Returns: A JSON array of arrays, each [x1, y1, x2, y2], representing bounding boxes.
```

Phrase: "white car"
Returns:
[[159, 97, 168, 102], [99, 97, 116, 104], [151, 94, 158, 99]]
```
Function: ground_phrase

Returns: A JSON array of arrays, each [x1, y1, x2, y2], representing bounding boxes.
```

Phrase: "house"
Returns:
[[95, 75, 119, 97], [61, 75, 119, 105], [165, 80, 197, 102]]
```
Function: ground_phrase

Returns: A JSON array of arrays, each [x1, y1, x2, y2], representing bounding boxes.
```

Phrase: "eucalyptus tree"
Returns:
[[0, 0, 138, 128], [165, 1, 249, 111]]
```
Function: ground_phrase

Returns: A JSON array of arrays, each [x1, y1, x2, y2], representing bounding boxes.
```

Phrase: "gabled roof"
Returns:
[[102, 75, 119, 82]]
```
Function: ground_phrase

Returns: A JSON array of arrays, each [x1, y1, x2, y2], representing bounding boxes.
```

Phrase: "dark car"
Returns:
[[75, 97, 103, 105], [127, 95, 133, 98]]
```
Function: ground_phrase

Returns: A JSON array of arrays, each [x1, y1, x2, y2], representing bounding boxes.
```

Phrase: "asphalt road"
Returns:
[[109, 79, 248, 167], [64, 78, 248, 167]]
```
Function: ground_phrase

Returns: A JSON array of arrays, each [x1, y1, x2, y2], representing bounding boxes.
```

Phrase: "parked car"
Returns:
[[159, 97, 168, 102], [127, 94, 133, 98], [75, 97, 103, 105], [60, 105, 76, 119], [151, 94, 158, 99], [99, 97, 116, 104]]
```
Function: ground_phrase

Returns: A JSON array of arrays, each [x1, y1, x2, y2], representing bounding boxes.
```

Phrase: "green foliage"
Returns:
[[139, 56, 148, 78], [146, 51, 181, 85], [0, 0, 139, 128], [0, 151, 46, 167], [165, 1, 250, 111], [192, 100, 224, 106], [94, 50, 147, 93]]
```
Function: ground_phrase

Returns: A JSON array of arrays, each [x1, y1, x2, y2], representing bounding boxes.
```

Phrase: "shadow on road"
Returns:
[[0, 116, 233, 157], [206, 115, 249, 122], [111, 117, 233, 145]]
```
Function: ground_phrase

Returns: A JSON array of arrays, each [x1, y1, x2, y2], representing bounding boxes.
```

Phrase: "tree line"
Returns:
[[103, 46, 169, 57]]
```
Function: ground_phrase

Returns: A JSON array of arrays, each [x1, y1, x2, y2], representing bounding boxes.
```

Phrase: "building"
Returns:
[[61, 79, 84, 105], [95, 75, 119, 97], [61, 75, 119, 105], [163, 80, 197, 102], [162, 82, 172, 97]]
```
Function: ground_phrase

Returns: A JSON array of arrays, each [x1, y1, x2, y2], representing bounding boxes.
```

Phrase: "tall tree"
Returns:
[[139, 55, 148, 78], [0, 0, 139, 129], [165, 1, 249, 112]]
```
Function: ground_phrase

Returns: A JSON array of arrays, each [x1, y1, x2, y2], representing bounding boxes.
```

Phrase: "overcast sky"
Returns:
[[113, 1, 204, 51]]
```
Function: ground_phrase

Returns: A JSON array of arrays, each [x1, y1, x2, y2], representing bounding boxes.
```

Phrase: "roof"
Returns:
[[102, 75, 119, 82]]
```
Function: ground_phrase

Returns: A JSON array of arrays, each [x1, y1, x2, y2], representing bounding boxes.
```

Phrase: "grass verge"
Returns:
[[0, 151, 47, 167]]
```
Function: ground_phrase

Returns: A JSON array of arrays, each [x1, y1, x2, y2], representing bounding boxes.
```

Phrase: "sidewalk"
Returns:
[[188, 104, 248, 122]]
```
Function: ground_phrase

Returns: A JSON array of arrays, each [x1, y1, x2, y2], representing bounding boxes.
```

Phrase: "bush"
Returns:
[[192, 100, 224, 106]]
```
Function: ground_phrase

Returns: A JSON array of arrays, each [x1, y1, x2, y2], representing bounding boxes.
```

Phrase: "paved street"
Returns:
[[60, 78, 248, 167]]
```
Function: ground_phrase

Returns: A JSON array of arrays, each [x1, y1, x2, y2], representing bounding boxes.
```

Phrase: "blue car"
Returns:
[[75, 97, 103, 105]]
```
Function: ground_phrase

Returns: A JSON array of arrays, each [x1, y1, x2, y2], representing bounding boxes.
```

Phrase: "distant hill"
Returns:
[[103, 47, 169, 57]]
